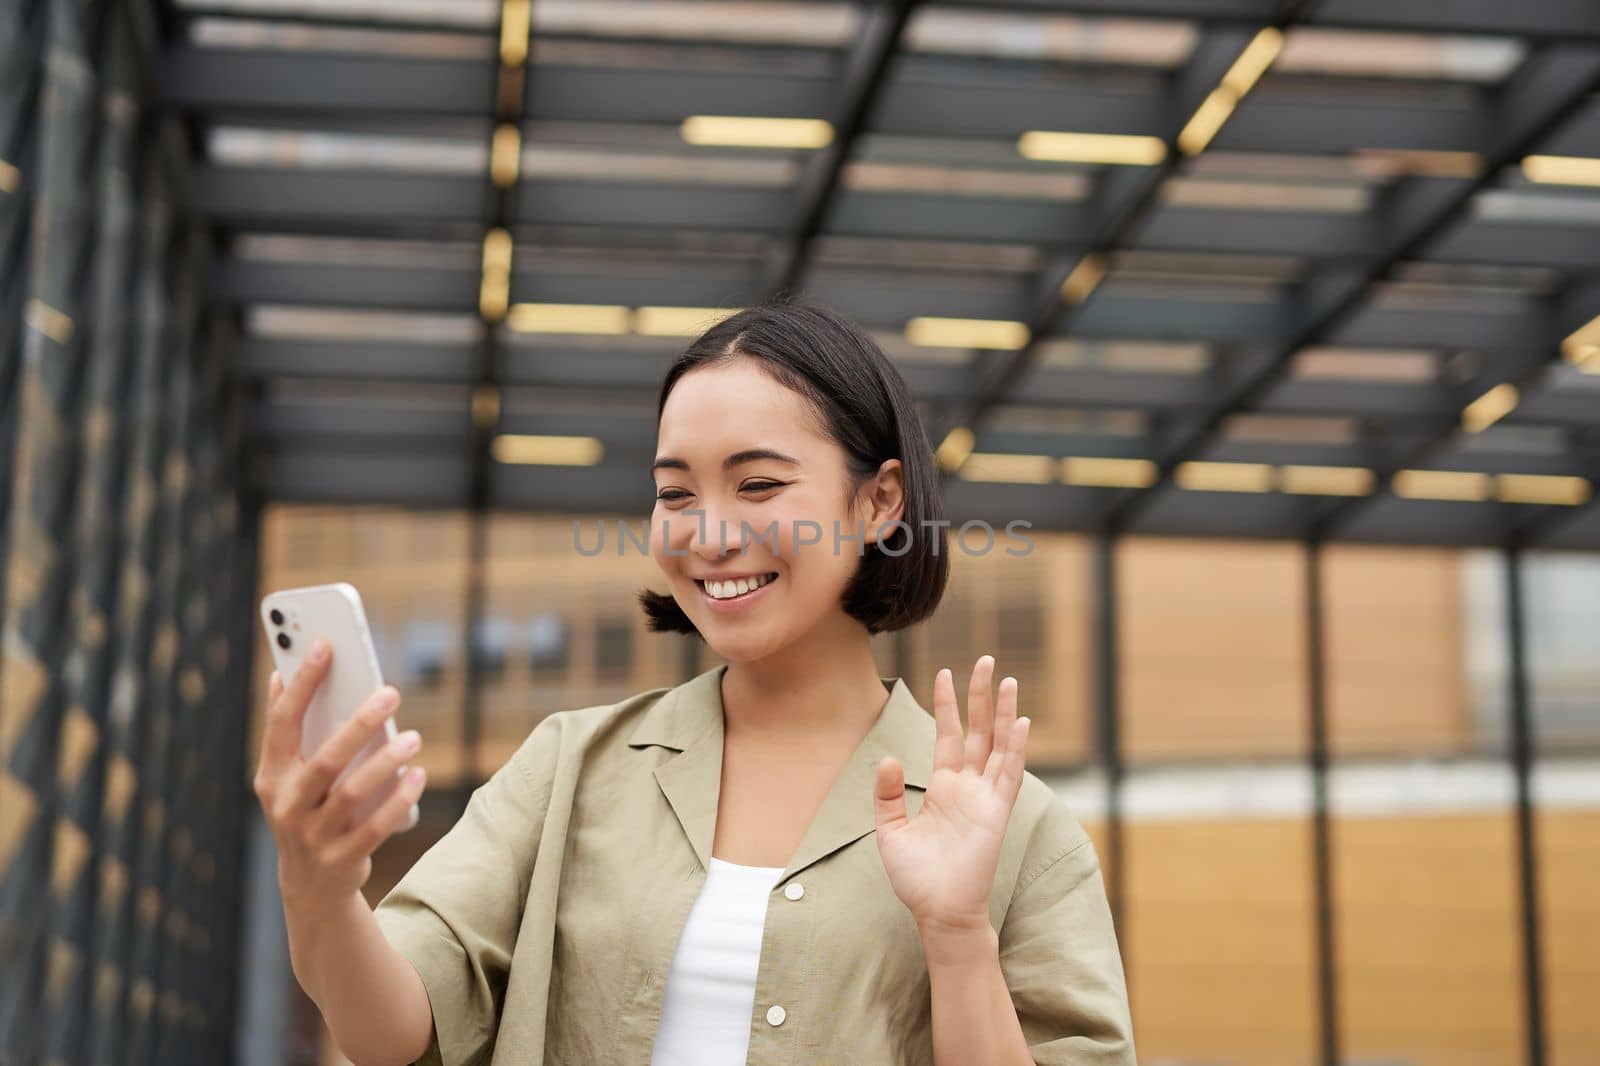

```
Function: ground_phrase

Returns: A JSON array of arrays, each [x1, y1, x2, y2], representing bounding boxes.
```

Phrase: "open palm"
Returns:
[[874, 655, 1031, 929]]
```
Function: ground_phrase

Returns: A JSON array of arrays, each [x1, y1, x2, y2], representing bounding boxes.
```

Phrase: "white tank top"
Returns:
[[648, 856, 786, 1066]]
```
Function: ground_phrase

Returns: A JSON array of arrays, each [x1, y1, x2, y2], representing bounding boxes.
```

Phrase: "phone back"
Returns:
[[261, 582, 416, 829]]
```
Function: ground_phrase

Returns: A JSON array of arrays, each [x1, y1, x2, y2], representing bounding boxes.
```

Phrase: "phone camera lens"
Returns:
[[276, 632, 292, 650], [270, 608, 284, 626]]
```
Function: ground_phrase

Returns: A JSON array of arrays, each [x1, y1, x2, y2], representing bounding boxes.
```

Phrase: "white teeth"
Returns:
[[704, 574, 773, 599]]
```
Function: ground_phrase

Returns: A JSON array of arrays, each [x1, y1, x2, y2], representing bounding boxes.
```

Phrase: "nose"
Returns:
[[657, 503, 741, 562], [690, 503, 741, 561]]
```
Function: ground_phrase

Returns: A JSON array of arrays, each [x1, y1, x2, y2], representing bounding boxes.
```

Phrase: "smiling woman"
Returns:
[[274, 300, 1134, 1066]]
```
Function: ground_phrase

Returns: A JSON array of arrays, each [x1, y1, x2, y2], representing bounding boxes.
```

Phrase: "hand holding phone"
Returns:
[[254, 583, 425, 904]]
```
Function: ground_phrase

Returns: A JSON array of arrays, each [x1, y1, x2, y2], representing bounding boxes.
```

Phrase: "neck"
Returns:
[[719, 620, 891, 742]]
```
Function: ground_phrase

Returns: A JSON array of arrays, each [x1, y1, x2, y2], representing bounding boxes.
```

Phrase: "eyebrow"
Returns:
[[651, 447, 802, 474]]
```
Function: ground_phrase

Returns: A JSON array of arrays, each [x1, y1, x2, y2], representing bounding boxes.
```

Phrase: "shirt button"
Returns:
[[784, 882, 804, 901], [766, 1004, 787, 1026]]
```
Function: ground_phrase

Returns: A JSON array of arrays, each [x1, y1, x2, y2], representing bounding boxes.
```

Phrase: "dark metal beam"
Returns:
[[212, 250, 1563, 352], [762, 0, 919, 298], [1096, 43, 1600, 535], [1303, 542, 1341, 1066], [1091, 535, 1126, 965], [1313, 0, 1600, 40], [1502, 548, 1549, 1066], [163, 45, 1600, 158], [172, 0, 1600, 39], [189, 162, 1600, 277]]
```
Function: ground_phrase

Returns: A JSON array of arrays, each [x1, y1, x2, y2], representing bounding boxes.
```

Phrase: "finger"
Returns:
[[983, 676, 1019, 784], [930, 668, 964, 775], [996, 715, 1031, 808], [261, 638, 332, 773], [268, 670, 283, 705], [309, 727, 422, 845], [873, 756, 909, 835], [326, 766, 426, 867], [280, 684, 401, 814], [963, 655, 996, 773]]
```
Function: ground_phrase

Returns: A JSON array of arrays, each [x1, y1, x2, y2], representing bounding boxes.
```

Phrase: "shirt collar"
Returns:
[[626, 662, 936, 879]]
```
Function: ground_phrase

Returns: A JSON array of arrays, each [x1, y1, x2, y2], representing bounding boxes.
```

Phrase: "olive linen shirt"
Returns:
[[371, 663, 1135, 1066]]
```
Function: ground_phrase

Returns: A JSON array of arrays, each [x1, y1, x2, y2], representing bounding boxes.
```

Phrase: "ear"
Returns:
[[860, 458, 906, 545]]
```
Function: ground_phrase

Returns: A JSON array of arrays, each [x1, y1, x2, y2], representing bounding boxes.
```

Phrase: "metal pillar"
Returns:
[[1504, 547, 1547, 1066]]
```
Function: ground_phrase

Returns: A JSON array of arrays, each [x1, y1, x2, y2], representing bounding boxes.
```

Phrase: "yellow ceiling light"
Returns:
[[956, 452, 1056, 484], [1220, 28, 1284, 97], [1017, 131, 1168, 166], [499, 0, 530, 66], [905, 316, 1030, 350], [680, 116, 834, 150], [1278, 465, 1374, 497], [490, 124, 521, 188], [1178, 27, 1282, 156], [1522, 154, 1600, 187], [492, 434, 604, 466], [1174, 460, 1274, 493], [1061, 456, 1157, 488], [482, 227, 512, 275], [23, 298, 73, 344], [935, 426, 975, 472], [1059, 253, 1108, 305], [1392, 469, 1492, 502], [1178, 90, 1235, 156], [1563, 312, 1600, 367], [634, 305, 741, 337], [479, 228, 512, 322], [1496, 474, 1591, 506], [506, 302, 632, 334], [1461, 382, 1518, 434]]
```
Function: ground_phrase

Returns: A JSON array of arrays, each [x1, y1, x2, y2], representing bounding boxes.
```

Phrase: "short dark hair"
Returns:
[[638, 300, 950, 637]]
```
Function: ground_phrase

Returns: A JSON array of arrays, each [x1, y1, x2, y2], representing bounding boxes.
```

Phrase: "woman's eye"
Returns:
[[656, 489, 690, 502], [742, 480, 784, 493]]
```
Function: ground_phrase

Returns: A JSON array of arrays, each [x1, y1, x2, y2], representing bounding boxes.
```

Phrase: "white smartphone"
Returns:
[[260, 582, 420, 833]]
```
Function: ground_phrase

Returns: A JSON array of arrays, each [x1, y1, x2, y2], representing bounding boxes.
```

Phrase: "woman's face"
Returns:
[[649, 357, 902, 663]]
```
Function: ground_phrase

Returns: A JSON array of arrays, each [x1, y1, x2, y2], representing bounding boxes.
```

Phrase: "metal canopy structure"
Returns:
[[157, 0, 1600, 549]]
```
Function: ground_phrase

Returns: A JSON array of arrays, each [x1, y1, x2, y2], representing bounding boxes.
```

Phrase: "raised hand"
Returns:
[[873, 655, 1030, 933], [252, 638, 426, 911]]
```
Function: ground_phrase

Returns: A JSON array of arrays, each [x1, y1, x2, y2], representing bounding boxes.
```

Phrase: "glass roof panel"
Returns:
[[906, 7, 1197, 68]]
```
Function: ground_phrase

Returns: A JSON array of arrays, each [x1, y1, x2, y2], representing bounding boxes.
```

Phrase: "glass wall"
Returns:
[[1527, 551, 1600, 1066], [1323, 547, 1522, 1066], [1118, 537, 1317, 1065]]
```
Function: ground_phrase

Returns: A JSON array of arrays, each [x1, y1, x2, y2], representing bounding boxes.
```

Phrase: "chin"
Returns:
[[699, 628, 785, 665]]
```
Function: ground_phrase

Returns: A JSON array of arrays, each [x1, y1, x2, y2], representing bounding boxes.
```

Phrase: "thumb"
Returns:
[[874, 756, 908, 834]]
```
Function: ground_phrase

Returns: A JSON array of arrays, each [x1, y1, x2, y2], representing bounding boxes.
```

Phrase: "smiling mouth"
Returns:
[[695, 572, 779, 601]]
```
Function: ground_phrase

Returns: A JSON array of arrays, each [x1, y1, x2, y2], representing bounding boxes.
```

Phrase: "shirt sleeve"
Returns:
[[998, 807, 1136, 1066], [371, 713, 561, 1066]]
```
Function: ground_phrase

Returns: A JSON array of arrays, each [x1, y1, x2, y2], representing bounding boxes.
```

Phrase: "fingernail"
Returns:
[[394, 730, 421, 756], [374, 687, 398, 713]]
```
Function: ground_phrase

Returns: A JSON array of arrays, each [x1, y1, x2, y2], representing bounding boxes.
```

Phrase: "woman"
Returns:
[[254, 302, 1135, 1066]]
